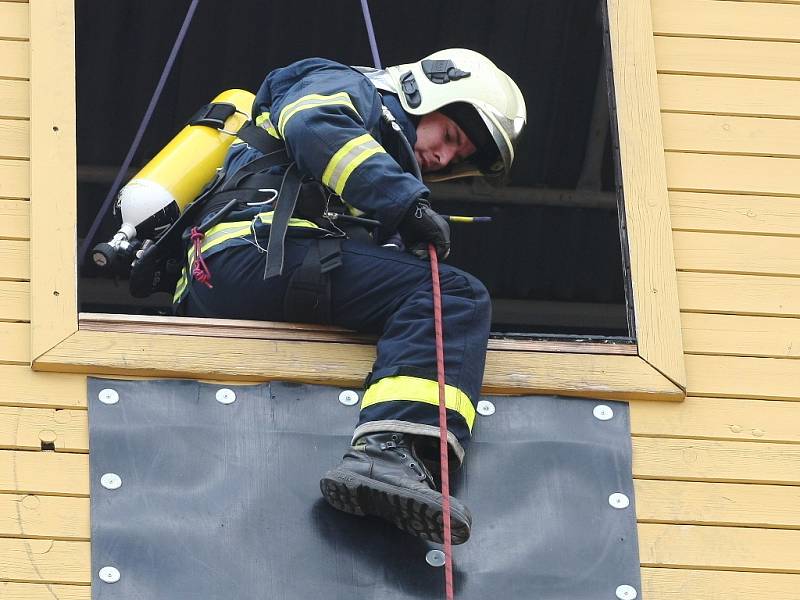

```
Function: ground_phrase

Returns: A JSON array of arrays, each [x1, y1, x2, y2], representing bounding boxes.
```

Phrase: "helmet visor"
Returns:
[[474, 105, 525, 179]]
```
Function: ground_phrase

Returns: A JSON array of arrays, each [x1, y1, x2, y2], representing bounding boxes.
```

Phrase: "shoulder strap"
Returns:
[[235, 121, 286, 155]]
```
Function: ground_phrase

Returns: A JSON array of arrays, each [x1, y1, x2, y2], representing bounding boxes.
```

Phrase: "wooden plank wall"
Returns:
[[1, 0, 800, 598], [635, 0, 800, 597], [0, 1, 87, 598]]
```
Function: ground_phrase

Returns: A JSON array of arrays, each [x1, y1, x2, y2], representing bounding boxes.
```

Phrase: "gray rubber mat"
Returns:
[[88, 378, 641, 599]]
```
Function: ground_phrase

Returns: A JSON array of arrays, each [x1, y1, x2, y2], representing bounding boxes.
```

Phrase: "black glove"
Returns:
[[397, 199, 451, 260]]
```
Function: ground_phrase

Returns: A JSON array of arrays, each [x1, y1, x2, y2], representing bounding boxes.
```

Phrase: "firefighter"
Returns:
[[174, 49, 526, 545]]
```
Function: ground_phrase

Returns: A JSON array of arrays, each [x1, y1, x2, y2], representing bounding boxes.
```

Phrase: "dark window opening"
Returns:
[[76, 0, 631, 341]]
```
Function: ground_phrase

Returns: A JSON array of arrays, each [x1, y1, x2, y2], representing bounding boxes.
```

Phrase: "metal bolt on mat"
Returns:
[[593, 404, 614, 420], [339, 390, 360, 406], [99, 388, 119, 405], [99, 566, 121, 583], [101, 473, 122, 490], [216, 388, 236, 404], [608, 493, 630, 509], [477, 400, 496, 416], [426, 549, 446, 567]]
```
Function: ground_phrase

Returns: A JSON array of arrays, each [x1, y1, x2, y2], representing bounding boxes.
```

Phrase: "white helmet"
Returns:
[[361, 49, 526, 181]]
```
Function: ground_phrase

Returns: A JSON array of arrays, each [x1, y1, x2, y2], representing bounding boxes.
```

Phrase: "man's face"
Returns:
[[414, 111, 477, 173]]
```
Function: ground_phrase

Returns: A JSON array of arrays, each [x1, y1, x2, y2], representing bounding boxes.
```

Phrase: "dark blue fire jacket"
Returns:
[[226, 57, 428, 230]]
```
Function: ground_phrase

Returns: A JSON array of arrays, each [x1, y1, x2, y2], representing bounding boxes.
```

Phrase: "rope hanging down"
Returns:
[[359, 0, 383, 69], [429, 243, 456, 600], [78, 0, 201, 269], [356, 1, 457, 596]]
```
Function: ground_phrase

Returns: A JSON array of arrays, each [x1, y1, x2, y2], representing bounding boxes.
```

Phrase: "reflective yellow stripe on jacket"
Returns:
[[321, 133, 385, 196], [172, 212, 319, 302], [277, 92, 359, 138], [256, 112, 279, 138], [361, 376, 476, 431]]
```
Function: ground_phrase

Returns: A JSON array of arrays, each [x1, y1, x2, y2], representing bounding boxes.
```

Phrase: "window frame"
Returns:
[[29, 0, 686, 402]]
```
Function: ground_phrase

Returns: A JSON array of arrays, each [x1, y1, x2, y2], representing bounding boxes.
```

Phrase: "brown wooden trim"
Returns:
[[607, 0, 687, 388], [488, 338, 636, 354], [79, 313, 638, 355], [79, 313, 374, 345], [35, 329, 682, 401], [29, 0, 78, 359]]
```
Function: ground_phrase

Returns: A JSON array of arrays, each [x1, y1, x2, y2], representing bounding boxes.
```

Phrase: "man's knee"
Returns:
[[439, 267, 490, 306]]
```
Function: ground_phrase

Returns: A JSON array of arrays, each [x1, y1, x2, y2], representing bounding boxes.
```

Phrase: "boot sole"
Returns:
[[320, 469, 471, 545]]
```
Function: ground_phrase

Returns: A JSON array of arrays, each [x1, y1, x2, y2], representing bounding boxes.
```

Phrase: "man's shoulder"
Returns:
[[271, 57, 362, 82]]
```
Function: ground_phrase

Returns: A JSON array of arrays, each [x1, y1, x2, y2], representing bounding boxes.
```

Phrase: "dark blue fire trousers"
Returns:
[[183, 237, 491, 463]]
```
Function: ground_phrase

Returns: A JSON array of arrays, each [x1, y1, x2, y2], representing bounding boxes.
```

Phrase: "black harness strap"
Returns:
[[221, 149, 288, 190], [189, 107, 285, 157], [188, 102, 238, 129], [283, 237, 343, 324], [264, 163, 303, 279]]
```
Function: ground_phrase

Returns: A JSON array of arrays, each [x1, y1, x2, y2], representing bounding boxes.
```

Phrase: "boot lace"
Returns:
[[380, 435, 427, 480]]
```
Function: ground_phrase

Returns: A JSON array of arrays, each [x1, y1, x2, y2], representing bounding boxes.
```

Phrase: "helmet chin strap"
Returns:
[[380, 105, 423, 182]]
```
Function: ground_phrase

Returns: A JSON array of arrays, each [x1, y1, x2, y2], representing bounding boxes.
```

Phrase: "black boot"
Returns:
[[320, 432, 472, 545]]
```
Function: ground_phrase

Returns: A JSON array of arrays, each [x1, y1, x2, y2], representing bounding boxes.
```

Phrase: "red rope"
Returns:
[[429, 243, 454, 600], [190, 227, 213, 288]]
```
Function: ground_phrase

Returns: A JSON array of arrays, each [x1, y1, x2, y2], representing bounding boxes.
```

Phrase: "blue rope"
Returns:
[[359, 0, 382, 69], [79, 0, 201, 268]]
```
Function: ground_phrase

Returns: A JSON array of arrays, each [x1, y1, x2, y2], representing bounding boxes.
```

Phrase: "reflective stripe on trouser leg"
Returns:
[[352, 375, 475, 464]]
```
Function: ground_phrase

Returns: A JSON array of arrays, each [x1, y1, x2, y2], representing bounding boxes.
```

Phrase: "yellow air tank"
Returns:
[[116, 88, 255, 240], [92, 89, 255, 272]]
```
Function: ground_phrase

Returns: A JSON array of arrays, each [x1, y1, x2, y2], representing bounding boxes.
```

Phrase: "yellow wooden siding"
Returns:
[[0, 240, 30, 281], [0, 79, 29, 118], [633, 0, 800, 593], [684, 354, 799, 401], [677, 271, 800, 317], [0, 281, 29, 321], [0, 199, 29, 239], [0, 1, 32, 379], [0, 2, 29, 40], [631, 396, 800, 443], [681, 313, 800, 359], [652, 0, 800, 42], [673, 230, 800, 277], [656, 35, 800, 80], [0, 5, 81, 595], [663, 113, 800, 159], [0, 159, 30, 198], [0, 117, 29, 158], [0, 40, 29, 79], [634, 479, 800, 528], [0, 494, 89, 539], [0, 450, 89, 496], [1, 0, 800, 597], [669, 191, 800, 236], [0, 366, 86, 409], [666, 152, 800, 197], [0, 406, 87, 452], [639, 523, 800, 573], [0, 538, 90, 584], [642, 569, 800, 600], [659, 74, 800, 118], [0, 322, 30, 363], [0, 583, 89, 600]]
